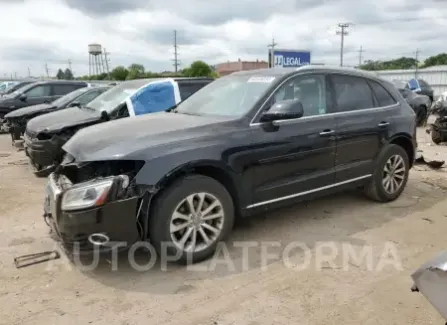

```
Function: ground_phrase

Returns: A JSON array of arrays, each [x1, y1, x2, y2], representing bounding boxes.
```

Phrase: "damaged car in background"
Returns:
[[426, 96, 447, 144], [44, 66, 417, 265], [3, 85, 110, 143], [393, 80, 431, 126], [24, 77, 213, 177]]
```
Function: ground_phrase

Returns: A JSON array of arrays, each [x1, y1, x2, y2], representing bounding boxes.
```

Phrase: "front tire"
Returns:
[[149, 174, 235, 265], [364, 144, 410, 202]]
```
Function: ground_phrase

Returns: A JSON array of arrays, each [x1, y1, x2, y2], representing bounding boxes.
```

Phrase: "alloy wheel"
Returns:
[[382, 154, 406, 194], [170, 192, 225, 253]]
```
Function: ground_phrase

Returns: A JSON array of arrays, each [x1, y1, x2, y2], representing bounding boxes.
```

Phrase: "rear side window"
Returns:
[[53, 84, 85, 96], [331, 75, 374, 112], [178, 82, 208, 101], [25, 84, 51, 97], [368, 80, 396, 107]]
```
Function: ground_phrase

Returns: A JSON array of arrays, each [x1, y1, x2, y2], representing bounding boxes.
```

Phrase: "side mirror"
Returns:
[[19, 93, 27, 101], [69, 101, 80, 107], [100, 110, 109, 121], [260, 99, 304, 123]]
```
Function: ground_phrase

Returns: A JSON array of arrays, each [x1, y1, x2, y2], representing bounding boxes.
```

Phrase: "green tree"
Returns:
[[64, 68, 74, 80], [110, 66, 129, 80], [56, 69, 65, 80], [183, 61, 212, 77], [359, 57, 419, 71], [422, 53, 447, 68], [127, 63, 145, 79]]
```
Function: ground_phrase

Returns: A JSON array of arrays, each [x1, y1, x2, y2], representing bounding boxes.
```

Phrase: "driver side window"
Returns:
[[270, 74, 327, 117]]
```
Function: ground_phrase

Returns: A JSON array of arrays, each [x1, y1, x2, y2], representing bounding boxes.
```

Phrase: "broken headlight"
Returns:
[[61, 177, 115, 211]]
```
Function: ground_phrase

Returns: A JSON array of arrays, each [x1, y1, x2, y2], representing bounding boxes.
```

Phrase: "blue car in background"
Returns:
[[24, 77, 213, 176]]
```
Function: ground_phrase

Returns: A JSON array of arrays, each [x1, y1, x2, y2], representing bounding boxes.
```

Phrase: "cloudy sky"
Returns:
[[0, 0, 446, 78]]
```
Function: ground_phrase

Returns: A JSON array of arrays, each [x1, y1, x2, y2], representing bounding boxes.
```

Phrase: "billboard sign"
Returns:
[[268, 49, 311, 68]]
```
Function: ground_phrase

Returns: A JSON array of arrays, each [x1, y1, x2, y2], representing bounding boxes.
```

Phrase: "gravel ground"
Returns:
[[0, 129, 447, 325]]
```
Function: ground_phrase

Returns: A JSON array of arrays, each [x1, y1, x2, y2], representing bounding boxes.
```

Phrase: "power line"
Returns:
[[172, 30, 180, 73], [267, 37, 278, 68], [336, 23, 352, 67]]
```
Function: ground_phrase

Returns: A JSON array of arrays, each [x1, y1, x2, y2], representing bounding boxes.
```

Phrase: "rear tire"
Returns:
[[364, 144, 410, 202], [149, 174, 235, 265]]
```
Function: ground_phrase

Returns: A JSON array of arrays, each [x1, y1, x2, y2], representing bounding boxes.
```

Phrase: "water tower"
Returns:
[[88, 43, 106, 76]]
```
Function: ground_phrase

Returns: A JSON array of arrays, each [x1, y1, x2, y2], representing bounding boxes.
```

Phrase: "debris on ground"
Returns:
[[14, 251, 60, 269], [415, 155, 445, 169]]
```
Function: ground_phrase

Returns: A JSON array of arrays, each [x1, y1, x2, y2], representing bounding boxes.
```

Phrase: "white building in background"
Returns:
[[375, 65, 447, 97]]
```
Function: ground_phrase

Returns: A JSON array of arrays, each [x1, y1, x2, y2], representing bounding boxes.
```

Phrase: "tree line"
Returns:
[[359, 53, 447, 71], [55, 60, 218, 81]]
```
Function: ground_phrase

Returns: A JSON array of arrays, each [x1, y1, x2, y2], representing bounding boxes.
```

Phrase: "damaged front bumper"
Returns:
[[24, 131, 66, 172], [44, 172, 141, 254]]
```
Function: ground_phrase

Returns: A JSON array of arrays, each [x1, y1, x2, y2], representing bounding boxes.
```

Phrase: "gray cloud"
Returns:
[[62, 0, 147, 16], [63, 0, 329, 25]]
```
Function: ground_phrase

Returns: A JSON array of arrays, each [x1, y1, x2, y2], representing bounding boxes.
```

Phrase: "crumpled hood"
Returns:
[[63, 112, 230, 162], [5, 103, 55, 119], [27, 106, 101, 134]]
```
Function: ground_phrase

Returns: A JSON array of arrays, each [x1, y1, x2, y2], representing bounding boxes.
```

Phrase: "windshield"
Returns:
[[175, 74, 276, 117], [51, 88, 88, 107], [87, 79, 152, 112]]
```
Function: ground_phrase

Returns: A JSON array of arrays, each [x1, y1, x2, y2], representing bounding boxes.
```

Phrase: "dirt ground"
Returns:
[[1, 129, 447, 325]]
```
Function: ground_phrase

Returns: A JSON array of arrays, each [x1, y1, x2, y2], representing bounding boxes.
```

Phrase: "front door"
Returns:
[[249, 73, 337, 207], [329, 74, 397, 182]]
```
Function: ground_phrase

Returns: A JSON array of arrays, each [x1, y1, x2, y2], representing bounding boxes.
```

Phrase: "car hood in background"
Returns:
[[63, 112, 232, 162], [5, 103, 55, 119], [27, 106, 101, 135]]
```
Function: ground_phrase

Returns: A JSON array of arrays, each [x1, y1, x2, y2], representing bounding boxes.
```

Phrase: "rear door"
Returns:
[[50, 83, 86, 101], [21, 83, 52, 107], [330, 74, 398, 182]]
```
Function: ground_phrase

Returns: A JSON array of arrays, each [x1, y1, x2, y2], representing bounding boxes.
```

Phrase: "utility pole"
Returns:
[[45, 63, 49, 78], [68, 59, 72, 71], [336, 23, 352, 67], [172, 30, 180, 73], [28, 67, 31, 77], [414, 48, 420, 78], [357, 46, 364, 67], [14, 72, 17, 79], [267, 37, 278, 68]]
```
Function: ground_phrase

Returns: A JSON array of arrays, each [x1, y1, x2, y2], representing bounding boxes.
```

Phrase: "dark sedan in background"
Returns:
[[394, 80, 431, 125], [3, 86, 110, 142], [0, 80, 35, 97], [0, 80, 89, 120]]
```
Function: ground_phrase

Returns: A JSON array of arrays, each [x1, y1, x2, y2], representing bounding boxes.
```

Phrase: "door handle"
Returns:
[[319, 129, 335, 136], [378, 121, 390, 127]]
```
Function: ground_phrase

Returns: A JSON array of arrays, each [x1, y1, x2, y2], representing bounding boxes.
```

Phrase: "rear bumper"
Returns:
[[24, 132, 65, 168], [44, 173, 141, 255]]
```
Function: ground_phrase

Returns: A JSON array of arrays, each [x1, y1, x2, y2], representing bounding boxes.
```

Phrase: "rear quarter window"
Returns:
[[368, 80, 397, 107]]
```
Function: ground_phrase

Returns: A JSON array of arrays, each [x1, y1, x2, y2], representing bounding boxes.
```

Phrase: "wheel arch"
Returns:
[[151, 160, 243, 218], [388, 134, 415, 167]]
